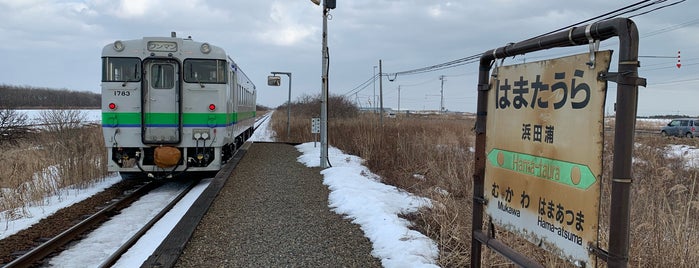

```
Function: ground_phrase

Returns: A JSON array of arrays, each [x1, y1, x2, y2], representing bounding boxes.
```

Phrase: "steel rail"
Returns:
[[253, 112, 272, 131], [97, 179, 200, 268], [3, 181, 162, 267]]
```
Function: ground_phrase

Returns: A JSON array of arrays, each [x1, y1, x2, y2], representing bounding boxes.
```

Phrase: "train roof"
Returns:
[[102, 35, 226, 59]]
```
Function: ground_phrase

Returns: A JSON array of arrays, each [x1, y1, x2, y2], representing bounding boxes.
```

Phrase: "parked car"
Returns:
[[660, 118, 699, 138]]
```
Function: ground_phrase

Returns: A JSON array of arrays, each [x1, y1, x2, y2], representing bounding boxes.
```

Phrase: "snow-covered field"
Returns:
[[14, 109, 101, 125]]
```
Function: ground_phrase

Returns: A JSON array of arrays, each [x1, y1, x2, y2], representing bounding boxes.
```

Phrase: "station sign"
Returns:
[[484, 51, 612, 266], [311, 117, 320, 134]]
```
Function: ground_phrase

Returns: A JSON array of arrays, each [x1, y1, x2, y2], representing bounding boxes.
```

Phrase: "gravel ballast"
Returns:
[[175, 142, 381, 267]]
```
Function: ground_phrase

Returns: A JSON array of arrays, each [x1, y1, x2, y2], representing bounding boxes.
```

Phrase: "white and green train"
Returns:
[[101, 33, 256, 179]]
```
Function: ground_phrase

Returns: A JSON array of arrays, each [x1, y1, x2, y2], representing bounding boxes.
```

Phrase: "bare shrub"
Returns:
[[273, 94, 358, 142], [38, 109, 86, 134], [276, 93, 358, 118], [0, 109, 30, 145]]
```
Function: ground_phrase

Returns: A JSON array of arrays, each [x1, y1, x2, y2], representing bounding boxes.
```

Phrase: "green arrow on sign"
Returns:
[[487, 149, 597, 190]]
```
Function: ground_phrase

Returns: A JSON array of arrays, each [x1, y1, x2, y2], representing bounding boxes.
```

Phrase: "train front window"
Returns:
[[150, 64, 175, 89], [184, 59, 227, 84], [103, 57, 141, 82]]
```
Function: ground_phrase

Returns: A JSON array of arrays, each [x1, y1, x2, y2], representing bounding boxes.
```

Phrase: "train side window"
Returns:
[[103, 57, 141, 82]]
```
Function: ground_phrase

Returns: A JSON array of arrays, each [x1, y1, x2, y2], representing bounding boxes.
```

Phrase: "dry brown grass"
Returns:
[[623, 135, 699, 266], [0, 125, 108, 220], [273, 111, 699, 267], [606, 117, 670, 131]]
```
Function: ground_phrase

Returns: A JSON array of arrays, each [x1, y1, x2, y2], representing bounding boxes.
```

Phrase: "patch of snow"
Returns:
[[296, 143, 439, 268]]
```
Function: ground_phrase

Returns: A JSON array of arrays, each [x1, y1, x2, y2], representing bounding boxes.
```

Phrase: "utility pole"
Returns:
[[373, 66, 377, 114], [439, 75, 445, 113], [398, 85, 401, 111], [379, 59, 384, 126], [318, 0, 334, 168]]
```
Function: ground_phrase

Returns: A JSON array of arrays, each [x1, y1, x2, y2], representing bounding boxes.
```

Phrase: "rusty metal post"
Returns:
[[608, 18, 640, 268], [471, 55, 492, 268]]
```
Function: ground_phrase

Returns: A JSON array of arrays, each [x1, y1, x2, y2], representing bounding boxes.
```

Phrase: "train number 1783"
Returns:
[[114, 90, 131, 96]]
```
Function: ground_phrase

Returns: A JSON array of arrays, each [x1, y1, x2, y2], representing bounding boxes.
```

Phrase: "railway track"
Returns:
[[254, 111, 272, 131], [2, 179, 199, 267], [2, 113, 266, 267]]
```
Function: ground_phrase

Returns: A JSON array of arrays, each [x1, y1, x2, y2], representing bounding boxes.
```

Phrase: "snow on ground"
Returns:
[[665, 144, 699, 169], [296, 144, 439, 267], [0, 174, 122, 239], [50, 179, 212, 268], [112, 179, 210, 267], [249, 111, 275, 142]]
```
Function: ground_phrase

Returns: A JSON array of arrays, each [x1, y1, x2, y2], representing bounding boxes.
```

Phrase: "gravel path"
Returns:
[[176, 142, 381, 267]]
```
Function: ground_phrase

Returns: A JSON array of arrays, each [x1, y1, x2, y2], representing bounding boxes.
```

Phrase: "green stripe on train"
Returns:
[[102, 111, 256, 125]]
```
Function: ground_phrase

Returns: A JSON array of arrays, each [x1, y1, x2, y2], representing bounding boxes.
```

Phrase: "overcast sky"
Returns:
[[0, 0, 697, 116]]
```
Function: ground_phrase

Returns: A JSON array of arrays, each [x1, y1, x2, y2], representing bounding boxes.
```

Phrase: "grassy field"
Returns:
[[0, 125, 107, 220], [271, 111, 698, 267]]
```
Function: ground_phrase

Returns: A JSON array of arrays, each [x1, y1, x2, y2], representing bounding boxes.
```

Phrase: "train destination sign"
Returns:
[[484, 51, 612, 266]]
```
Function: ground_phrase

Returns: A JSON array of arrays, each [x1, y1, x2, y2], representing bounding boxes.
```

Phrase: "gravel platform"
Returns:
[[175, 142, 381, 267]]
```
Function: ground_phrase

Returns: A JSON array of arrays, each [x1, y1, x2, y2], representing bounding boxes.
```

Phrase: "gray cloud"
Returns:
[[0, 0, 696, 115]]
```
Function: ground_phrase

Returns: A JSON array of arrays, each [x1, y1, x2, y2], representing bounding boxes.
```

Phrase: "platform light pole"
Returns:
[[268, 72, 292, 139], [312, 0, 335, 168]]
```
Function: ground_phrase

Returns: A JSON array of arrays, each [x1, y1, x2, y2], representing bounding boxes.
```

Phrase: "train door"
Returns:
[[142, 59, 181, 144]]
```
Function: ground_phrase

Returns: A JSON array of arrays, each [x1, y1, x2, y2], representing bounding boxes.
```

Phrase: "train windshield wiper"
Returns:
[[195, 77, 205, 88]]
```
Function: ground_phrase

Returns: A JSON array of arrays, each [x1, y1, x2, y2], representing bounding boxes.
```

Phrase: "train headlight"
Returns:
[[208, 104, 216, 111], [200, 43, 211, 54], [113, 40, 125, 52], [108, 103, 117, 110]]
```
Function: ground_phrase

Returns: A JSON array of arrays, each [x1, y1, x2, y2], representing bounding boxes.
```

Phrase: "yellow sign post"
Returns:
[[484, 51, 612, 266]]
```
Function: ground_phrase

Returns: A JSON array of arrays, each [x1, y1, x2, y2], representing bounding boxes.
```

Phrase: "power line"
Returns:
[[385, 54, 481, 78], [527, 0, 655, 40], [400, 77, 440, 87], [380, 0, 682, 79], [647, 77, 699, 86], [521, 16, 697, 63], [642, 61, 698, 71], [342, 73, 378, 96], [345, 0, 685, 98], [628, 0, 686, 18], [642, 17, 699, 38]]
